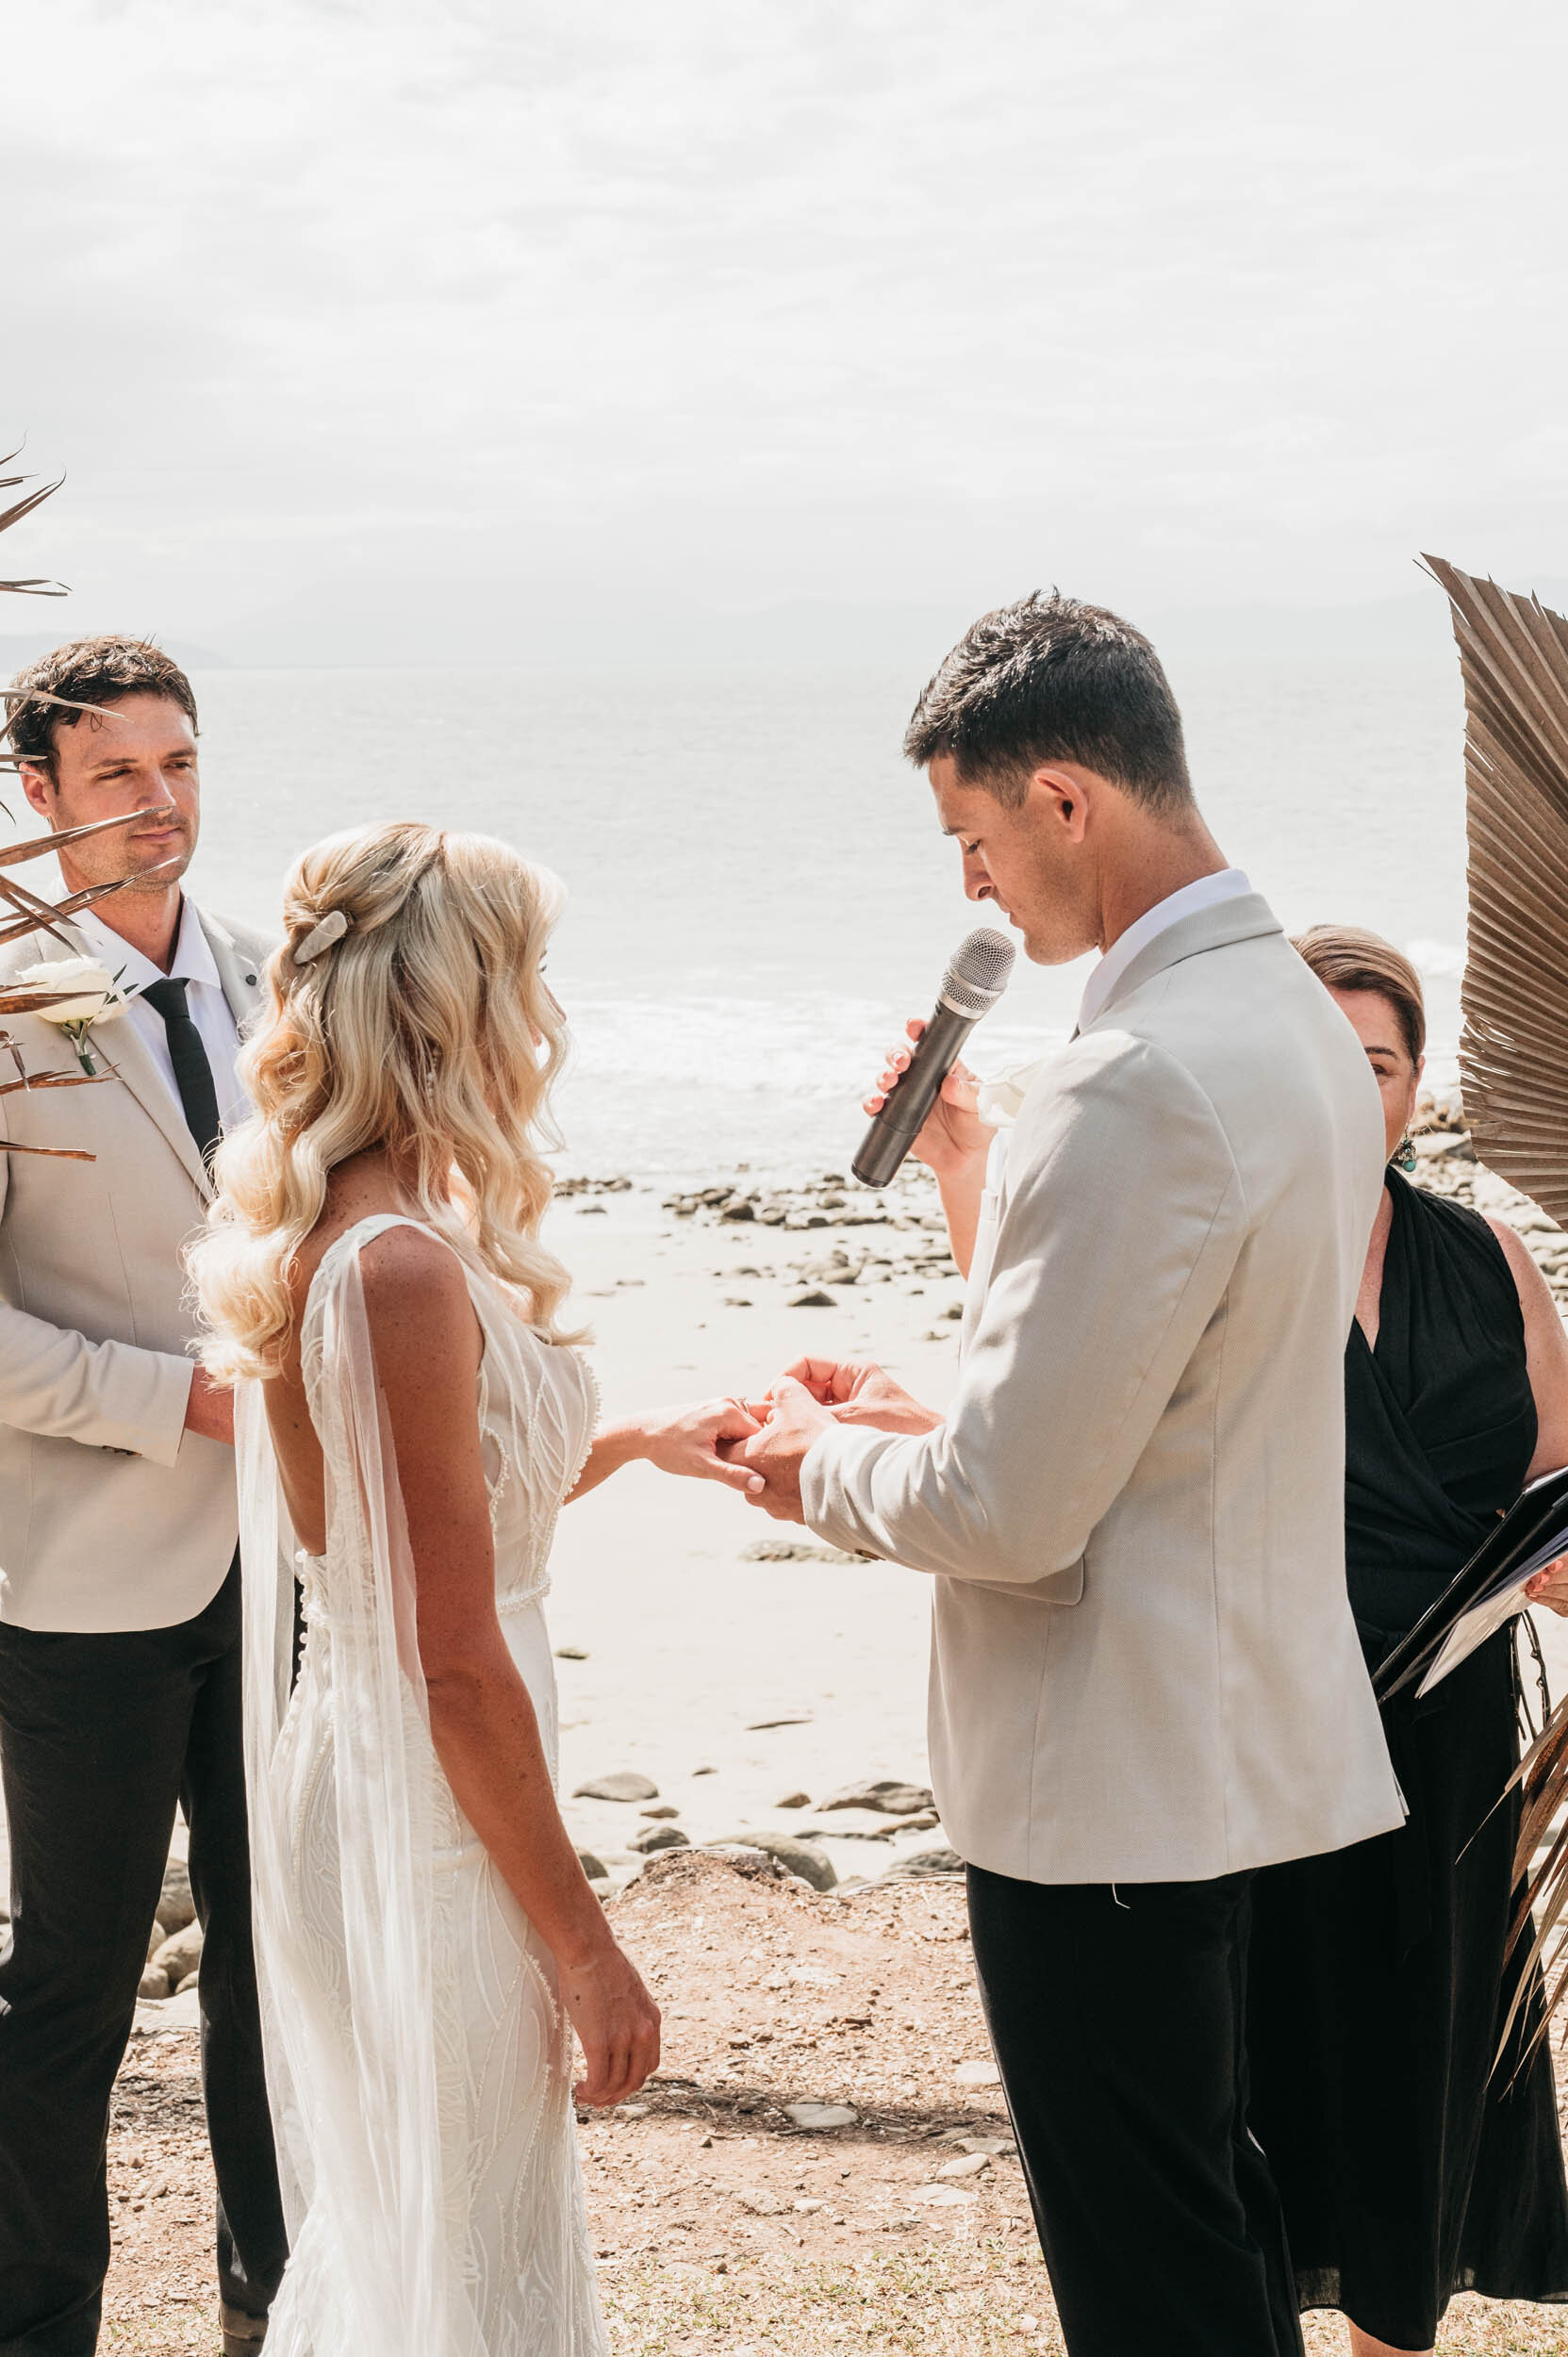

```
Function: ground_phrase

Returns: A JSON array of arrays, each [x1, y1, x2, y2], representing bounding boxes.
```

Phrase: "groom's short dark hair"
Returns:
[[7, 636, 199, 774], [904, 590, 1193, 812]]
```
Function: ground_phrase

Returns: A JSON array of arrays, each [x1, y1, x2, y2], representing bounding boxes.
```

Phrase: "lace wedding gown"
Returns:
[[237, 1214, 607, 2356]]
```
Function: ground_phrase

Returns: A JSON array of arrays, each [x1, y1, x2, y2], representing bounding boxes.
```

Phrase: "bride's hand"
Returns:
[[638, 1397, 767, 1492], [559, 1937, 662, 2108]]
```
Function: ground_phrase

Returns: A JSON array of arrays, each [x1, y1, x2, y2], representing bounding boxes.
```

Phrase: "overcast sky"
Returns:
[[7, 0, 1567, 649]]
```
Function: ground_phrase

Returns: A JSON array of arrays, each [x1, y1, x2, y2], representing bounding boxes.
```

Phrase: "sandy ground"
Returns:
[[106, 1852, 1568, 2354], [544, 1170, 968, 1886]]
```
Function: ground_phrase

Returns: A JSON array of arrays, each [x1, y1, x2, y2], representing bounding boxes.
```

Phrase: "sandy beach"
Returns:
[[544, 1162, 970, 1890]]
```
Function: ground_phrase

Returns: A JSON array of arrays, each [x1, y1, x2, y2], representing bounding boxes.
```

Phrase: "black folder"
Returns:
[[1373, 1462, 1568, 1703]]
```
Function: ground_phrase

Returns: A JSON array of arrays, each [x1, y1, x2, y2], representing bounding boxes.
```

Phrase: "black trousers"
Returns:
[[0, 1558, 288, 2356], [966, 1863, 1303, 2357]]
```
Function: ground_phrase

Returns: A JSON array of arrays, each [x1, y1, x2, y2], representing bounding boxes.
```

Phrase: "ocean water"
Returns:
[[81, 652, 1471, 1181]]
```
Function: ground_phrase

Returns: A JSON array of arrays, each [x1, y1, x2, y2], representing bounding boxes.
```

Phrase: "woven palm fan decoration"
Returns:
[[1424, 554, 1568, 2049], [0, 450, 174, 1156]]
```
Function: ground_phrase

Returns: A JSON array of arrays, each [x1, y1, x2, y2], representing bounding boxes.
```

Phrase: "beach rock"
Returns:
[[954, 2056, 1002, 2087], [937, 2151, 991, 2179], [788, 1289, 834, 1309], [818, 1778, 934, 1817], [151, 1920, 204, 1986], [784, 2102, 857, 2131], [630, 1824, 690, 1855], [156, 1858, 195, 1937], [572, 1772, 658, 1804], [914, 2183, 976, 2207], [574, 1849, 608, 1880], [639, 1804, 681, 1821], [175, 1969, 201, 1996], [138, 1965, 171, 2002], [878, 1846, 964, 1881], [704, 1833, 836, 1891], [774, 1790, 811, 1809], [554, 1645, 589, 1661], [719, 1197, 756, 1222]]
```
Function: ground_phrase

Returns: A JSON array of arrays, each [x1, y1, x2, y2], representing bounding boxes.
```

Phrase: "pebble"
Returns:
[[955, 2056, 1002, 2087], [572, 1772, 659, 1803], [818, 1778, 935, 1817], [554, 1645, 589, 1661], [574, 1849, 608, 1880], [774, 1790, 812, 1809], [937, 2151, 992, 2179], [639, 1805, 681, 1820], [734, 2184, 785, 2216], [630, 1824, 690, 1854], [784, 2102, 857, 2131], [788, 1289, 834, 1309], [913, 2184, 976, 2207]]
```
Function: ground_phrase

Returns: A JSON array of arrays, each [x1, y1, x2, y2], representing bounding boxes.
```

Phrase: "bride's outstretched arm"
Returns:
[[568, 1397, 766, 1500], [359, 1228, 661, 2108]]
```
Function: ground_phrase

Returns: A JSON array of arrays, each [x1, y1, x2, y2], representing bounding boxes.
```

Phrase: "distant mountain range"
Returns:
[[7, 574, 1568, 676]]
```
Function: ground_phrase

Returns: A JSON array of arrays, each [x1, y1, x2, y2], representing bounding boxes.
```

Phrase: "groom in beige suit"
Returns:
[[0, 639, 285, 2357], [743, 594, 1404, 2357]]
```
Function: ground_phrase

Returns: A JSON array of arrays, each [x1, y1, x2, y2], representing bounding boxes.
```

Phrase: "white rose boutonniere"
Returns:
[[975, 1058, 1048, 1130], [15, 958, 132, 1076]]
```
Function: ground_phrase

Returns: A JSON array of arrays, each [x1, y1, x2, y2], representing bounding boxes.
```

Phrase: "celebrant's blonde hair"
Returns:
[[192, 820, 577, 1381]]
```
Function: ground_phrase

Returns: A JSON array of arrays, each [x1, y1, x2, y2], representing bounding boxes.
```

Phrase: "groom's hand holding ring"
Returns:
[[738, 1376, 834, 1521]]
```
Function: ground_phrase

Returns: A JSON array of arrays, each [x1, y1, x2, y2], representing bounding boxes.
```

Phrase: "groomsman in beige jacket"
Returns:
[[742, 594, 1404, 2357], [0, 640, 284, 2357]]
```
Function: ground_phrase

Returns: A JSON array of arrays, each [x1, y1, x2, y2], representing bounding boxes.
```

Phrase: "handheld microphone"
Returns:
[[851, 927, 1017, 1188]]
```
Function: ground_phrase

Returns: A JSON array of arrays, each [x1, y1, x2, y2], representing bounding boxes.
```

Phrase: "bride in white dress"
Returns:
[[190, 822, 763, 2355]]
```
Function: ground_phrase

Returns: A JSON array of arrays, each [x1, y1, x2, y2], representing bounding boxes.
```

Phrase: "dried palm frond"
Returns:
[[1424, 556, 1568, 1225], [1429, 555, 1568, 2047], [1499, 1703, 1568, 2057], [0, 450, 65, 597]]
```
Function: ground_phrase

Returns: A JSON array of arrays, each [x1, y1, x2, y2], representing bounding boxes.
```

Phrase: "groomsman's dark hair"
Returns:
[[904, 590, 1193, 813], [7, 636, 198, 776]]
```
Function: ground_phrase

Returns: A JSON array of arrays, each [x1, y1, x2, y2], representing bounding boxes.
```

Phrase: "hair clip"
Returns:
[[294, 909, 351, 964]]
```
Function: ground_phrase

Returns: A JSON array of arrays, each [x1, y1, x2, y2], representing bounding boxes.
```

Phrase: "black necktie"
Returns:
[[140, 977, 223, 1168]]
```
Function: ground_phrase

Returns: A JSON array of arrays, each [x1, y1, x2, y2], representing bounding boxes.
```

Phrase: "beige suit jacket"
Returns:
[[0, 906, 270, 1632], [801, 893, 1406, 1885]]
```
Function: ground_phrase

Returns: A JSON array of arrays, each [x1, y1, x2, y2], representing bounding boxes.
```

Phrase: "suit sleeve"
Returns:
[[800, 1033, 1247, 1583], [0, 1094, 194, 1465]]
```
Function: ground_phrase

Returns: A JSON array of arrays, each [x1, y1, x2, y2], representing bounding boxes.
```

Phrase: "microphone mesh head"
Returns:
[[941, 927, 1016, 1016]]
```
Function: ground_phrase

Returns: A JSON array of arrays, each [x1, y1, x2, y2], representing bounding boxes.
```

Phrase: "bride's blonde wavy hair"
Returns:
[[192, 820, 579, 1383]]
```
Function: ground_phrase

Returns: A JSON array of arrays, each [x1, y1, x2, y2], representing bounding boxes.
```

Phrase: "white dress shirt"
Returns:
[[1077, 866, 1253, 1033], [74, 898, 248, 1135]]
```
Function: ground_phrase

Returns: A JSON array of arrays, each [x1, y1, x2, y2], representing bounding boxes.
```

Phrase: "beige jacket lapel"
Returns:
[[29, 919, 212, 1198], [196, 907, 265, 1037]]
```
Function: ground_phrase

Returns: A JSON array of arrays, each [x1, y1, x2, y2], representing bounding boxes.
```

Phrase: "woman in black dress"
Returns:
[[1247, 925, 1568, 2357]]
